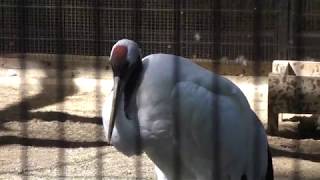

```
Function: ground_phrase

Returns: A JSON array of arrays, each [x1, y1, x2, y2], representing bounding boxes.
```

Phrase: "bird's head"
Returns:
[[109, 39, 142, 80], [106, 39, 142, 143]]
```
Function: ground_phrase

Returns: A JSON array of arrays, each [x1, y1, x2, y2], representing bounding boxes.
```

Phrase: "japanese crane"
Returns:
[[102, 39, 273, 180]]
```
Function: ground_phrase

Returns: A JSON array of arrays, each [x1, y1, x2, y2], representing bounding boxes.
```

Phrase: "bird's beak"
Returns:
[[108, 76, 120, 143]]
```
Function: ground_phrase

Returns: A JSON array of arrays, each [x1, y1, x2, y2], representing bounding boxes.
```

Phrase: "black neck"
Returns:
[[124, 60, 143, 119]]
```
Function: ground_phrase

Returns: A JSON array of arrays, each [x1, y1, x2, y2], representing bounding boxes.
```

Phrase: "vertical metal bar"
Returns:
[[253, 1, 263, 179], [55, 0, 66, 177], [93, 0, 103, 179], [292, 1, 302, 179], [133, 0, 143, 179], [292, 81, 302, 180], [174, 0, 181, 57], [294, 0, 303, 59], [173, 0, 181, 179], [134, 0, 141, 44], [17, 0, 29, 179], [288, 0, 294, 59], [254, 0, 262, 62], [278, 0, 289, 60], [211, 0, 221, 179], [289, 0, 304, 60], [212, 0, 221, 61], [0, 5, 3, 54]]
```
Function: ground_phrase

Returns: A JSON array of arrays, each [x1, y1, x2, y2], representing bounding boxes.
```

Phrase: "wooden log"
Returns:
[[272, 60, 320, 76], [268, 73, 320, 134]]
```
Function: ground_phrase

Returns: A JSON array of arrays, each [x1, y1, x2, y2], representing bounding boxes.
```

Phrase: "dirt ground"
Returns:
[[0, 67, 319, 179]]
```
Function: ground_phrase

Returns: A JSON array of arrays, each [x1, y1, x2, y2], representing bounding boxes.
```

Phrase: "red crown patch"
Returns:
[[112, 45, 128, 62]]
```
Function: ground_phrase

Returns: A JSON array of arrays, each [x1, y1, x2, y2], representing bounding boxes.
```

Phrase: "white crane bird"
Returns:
[[102, 39, 273, 180]]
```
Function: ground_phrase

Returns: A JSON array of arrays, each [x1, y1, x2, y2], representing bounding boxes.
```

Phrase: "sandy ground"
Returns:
[[0, 67, 319, 179]]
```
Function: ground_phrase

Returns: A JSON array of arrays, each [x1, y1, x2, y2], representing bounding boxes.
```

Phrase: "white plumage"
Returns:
[[102, 39, 273, 180]]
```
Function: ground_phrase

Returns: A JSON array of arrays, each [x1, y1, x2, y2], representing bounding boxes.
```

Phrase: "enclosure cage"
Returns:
[[1, 0, 320, 179], [1, 0, 320, 60]]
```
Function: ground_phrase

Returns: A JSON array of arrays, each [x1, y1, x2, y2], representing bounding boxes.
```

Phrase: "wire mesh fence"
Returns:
[[1, 0, 320, 60]]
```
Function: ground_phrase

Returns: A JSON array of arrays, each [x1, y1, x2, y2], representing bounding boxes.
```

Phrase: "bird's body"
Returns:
[[103, 39, 273, 180]]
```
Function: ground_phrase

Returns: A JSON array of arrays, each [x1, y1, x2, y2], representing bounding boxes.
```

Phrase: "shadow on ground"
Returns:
[[0, 136, 108, 148], [270, 146, 320, 163], [269, 115, 320, 163], [0, 68, 107, 148]]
